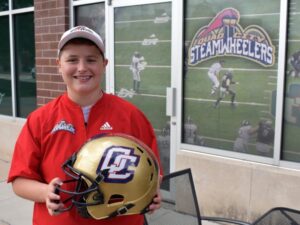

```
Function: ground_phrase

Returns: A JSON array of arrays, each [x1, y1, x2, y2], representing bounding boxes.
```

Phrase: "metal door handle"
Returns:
[[166, 87, 176, 117]]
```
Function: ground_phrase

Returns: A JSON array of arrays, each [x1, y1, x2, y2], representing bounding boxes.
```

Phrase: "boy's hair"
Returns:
[[58, 38, 104, 59]]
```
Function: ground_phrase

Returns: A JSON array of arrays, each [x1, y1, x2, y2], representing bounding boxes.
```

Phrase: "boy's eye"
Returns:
[[87, 58, 97, 63], [66, 58, 78, 63]]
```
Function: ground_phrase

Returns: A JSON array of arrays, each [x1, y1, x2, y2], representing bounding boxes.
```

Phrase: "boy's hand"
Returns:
[[46, 177, 64, 216], [147, 190, 161, 214]]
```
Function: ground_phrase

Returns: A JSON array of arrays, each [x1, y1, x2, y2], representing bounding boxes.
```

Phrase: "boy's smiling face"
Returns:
[[57, 42, 107, 101]]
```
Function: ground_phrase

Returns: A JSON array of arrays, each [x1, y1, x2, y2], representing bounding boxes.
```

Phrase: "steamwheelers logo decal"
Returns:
[[189, 8, 275, 67]]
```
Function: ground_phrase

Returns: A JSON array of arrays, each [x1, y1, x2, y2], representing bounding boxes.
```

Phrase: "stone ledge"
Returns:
[[0, 116, 25, 162], [176, 150, 300, 222]]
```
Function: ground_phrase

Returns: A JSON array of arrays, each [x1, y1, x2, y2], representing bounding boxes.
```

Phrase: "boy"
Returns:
[[8, 26, 161, 225]]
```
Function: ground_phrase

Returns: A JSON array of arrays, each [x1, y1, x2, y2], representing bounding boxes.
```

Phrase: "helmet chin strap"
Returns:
[[108, 203, 135, 218]]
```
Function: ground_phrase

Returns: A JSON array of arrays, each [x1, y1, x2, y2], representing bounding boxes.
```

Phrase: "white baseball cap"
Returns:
[[58, 26, 105, 56]]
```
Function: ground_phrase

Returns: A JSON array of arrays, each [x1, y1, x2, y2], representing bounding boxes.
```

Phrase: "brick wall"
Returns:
[[34, 0, 69, 107]]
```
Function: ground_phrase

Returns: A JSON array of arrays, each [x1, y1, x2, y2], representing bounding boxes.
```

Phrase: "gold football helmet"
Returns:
[[57, 133, 160, 220]]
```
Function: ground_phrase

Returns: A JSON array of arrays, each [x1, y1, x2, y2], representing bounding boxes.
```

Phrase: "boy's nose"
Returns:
[[78, 60, 87, 72]]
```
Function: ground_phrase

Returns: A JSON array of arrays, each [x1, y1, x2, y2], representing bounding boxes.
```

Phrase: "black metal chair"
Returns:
[[144, 168, 300, 225], [144, 168, 250, 225], [251, 207, 300, 225]]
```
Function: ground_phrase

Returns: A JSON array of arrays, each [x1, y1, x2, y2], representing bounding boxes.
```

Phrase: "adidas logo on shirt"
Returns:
[[100, 122, 113, 130]]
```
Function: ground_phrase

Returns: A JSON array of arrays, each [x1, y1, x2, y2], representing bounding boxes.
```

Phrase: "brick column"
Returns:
[[34, 0, 69, 107]]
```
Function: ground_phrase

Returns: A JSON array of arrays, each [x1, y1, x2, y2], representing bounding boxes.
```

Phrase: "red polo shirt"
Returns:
[[8, 92, 161, 225]]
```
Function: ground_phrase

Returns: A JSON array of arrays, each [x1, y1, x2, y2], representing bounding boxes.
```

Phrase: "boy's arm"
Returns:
[[12, 177, 48, 202], [12, 177, 64, 215]]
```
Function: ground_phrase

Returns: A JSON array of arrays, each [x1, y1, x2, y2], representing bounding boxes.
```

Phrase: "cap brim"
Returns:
[[58, 27, 105, 55]]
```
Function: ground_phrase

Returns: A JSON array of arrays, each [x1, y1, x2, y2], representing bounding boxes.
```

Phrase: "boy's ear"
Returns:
[[56, 58, 62, 73], [103, 58, 108, 66]]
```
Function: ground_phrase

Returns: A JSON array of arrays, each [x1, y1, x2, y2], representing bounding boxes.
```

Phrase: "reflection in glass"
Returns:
[[183, 0, 280, 157], [14, 13, 36, 117], [13, 0, 33, 9], [75, 3, 105, 88], [0, 16, 12, 115], [282, 0, 300, 163], [0, 0, 8, 11], [75, 3, 105, 40], [113, 3, 172, 174]]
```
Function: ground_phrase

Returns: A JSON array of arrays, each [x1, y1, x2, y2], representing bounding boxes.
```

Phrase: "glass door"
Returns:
[[108, 0, 175, 175]]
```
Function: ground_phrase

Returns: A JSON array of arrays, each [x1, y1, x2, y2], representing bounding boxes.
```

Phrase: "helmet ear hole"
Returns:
[[108, 194, 124, 204]]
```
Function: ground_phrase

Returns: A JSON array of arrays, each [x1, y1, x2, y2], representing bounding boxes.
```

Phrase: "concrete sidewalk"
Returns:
[[0, 159, 33, 225], [0, 160, 219, 225]]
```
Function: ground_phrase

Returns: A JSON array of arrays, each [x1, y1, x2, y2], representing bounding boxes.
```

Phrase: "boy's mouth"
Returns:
[[74, 75, 92, 81]]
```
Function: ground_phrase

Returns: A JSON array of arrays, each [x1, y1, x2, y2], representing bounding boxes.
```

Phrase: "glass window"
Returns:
[[75, 3, 105, 37], [0, 0, 8, 11], [13, 0, 33, 9], [0, 16, 12, 115], [282, 0, 300, 162], [14, 12, 36, 117], [183, 1, 280, 157], [75, 3, 105, 88], [113, 3, 172, 174]]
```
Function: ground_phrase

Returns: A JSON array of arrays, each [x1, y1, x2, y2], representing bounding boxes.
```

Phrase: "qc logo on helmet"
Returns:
[[97, 146, 140, 183]]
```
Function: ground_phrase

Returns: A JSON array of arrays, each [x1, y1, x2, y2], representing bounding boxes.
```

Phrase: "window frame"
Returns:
[[178, 0, 300, 170], [0, 4, 34, 117], [69, 0, 300, 169]]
